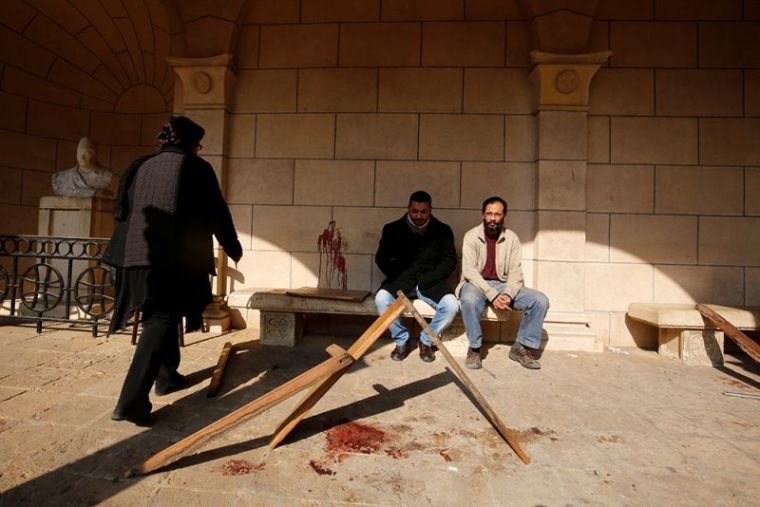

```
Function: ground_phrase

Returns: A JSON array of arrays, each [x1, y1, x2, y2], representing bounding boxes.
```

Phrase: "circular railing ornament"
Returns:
[[74, 266, 115, 318], [20, 264, 64, 312], [0, 264, 9, 306]]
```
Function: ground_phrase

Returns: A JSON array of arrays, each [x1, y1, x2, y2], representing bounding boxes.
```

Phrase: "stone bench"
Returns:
[[228, 287, 513, 350], [627, 303, 760, 366]]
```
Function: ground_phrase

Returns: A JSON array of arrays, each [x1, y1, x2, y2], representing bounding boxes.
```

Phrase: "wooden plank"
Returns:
[[396, 291, 531, 465], [131, 308, 140, 345], [268, 364, 351, 449], [268, 299, 405, 449], [207, 342, 235, 398], [126, 351, 355, 477], [325, 344, 347, 357], [697, 304, 760, 364], [345, 298, 405, 359], [285, 287, 371, 302]]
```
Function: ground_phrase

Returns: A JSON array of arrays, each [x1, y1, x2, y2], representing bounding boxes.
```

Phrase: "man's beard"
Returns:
[[483, 219, 503, 237]]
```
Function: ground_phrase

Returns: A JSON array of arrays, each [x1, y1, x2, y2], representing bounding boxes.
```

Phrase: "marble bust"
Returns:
[[52, 137, 114, 198]]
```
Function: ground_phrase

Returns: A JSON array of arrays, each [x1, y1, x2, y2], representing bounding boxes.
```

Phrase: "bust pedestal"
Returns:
[[38, 195, 115, 239], [35, 196, 115, 318]]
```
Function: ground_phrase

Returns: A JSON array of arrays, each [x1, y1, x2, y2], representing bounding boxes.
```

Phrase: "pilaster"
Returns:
[[167, 54, 238, 331], [529, 50, 610, 352]]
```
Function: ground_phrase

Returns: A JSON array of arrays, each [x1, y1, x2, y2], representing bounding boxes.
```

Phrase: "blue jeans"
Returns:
[[459, 281, 549, 350], [374, 288, 459, 346]]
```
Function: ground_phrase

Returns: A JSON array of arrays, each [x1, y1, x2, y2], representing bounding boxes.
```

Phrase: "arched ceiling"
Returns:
[[0, 0, 176, 113]]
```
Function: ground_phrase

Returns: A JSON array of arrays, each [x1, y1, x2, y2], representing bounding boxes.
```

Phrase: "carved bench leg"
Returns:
[[681, 329, 724, 366], [260, 311, 303, 346], [658, 328, 724, 366], [658, 328, 681, 360]]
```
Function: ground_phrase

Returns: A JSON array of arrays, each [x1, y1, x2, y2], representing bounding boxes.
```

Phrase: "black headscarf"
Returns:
[[157, 116, 205, 152]]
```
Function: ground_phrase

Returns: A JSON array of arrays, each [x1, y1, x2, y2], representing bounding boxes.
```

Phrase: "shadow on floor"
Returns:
[[717, 352, 760, 391], [0, 336, 458, 505], [163, 369, 457, 474]]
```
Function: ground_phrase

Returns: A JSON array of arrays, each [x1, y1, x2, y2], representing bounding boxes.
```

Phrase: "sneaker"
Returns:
[[390, 343, 410, 361], [465, 348, 482, 369], [419, 342, 435, 362], [509, 342, 541, 370]]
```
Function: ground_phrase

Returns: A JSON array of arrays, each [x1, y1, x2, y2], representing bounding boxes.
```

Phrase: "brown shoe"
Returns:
[[419, 342, 435, 362], [390, 343, 410, 361], [465, 348, 482, 369], [509, 342, 541, 370]]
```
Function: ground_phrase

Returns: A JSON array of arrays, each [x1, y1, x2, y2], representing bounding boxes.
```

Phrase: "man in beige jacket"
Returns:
[[456, 196, 549, 370]]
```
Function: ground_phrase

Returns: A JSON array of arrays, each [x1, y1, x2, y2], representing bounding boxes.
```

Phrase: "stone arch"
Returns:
[[159, 0, 254, 59], [0, 0, 176, 114], [517, 0, 602, 54]]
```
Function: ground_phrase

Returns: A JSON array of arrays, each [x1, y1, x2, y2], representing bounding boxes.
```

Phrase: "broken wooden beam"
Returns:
[[207, 341, 235, 398], [396, 291, 530, 465], [126, 351, 355, 477], [697, 304, 760, 364], [268, 298, 405, 448], [128, 301, 404, 476]]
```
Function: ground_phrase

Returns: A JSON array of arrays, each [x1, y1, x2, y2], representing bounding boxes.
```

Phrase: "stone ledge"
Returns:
[[229, 288, 602, 352], [627, 303, 760, 330], [627, 303, 760, 366], [230, 287, 513, 321]]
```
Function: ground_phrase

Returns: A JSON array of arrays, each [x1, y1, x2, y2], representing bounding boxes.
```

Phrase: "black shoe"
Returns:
[[419, 343, 435, 362], [509, 342, 541, 370], [111, 409, 154, 427], [155, 373, 186, 396], [390, 343, 410, 361]]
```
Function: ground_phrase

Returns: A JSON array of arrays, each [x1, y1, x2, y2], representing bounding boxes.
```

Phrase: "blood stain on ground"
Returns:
[[514, 427, 559, 443], [325, 421, 386, 461], [721, 378, 753, 391], [438, 449, 452, 462], [219, 459, 266, 476], [597, 434, 625, 444], [384, 447, 408, 459], [309, 460, 336, 476], [455, 428, 477, 439]]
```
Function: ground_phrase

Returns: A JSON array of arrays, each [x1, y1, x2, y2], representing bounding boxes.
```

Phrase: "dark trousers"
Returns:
[[114, 297, 181, 416]]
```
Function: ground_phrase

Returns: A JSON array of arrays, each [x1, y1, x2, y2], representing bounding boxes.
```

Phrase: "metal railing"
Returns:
[[0, 236, 113, 336]]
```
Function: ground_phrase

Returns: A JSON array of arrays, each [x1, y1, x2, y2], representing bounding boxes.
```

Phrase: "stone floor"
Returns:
[[0, 322, 758, 506]]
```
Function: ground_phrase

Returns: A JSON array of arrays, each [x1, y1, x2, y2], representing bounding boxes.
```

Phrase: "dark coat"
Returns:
[[102, 146, 242, 332], [375, 215, 457, 303], [102, 146, 241, 272]]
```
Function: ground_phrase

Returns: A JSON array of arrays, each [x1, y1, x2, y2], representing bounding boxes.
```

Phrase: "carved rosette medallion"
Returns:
[[264, 314, 289, 339], [193, 71, 212, 94], [555, 69, 579, 94]]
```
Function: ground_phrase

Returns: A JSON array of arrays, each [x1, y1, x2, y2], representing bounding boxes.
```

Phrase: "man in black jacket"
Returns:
[[374, 191, 459, 362]]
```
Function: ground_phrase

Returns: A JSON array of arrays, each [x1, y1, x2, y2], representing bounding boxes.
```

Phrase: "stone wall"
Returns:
[[216, 0, 760, 347], [2, 0, 759, 348], [0, 0, 174, 236], [218, 0, 539, 338], [586, 0, 760, 346]]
